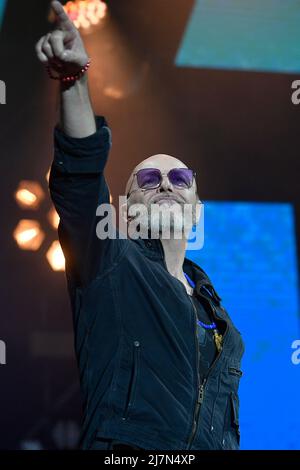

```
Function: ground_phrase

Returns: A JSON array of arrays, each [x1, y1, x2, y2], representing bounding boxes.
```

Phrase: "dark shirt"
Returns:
[[184, 273, 220, 380], [192, 295, 219, 380]]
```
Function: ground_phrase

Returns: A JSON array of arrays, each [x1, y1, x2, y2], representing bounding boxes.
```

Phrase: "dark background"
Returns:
[[0, 0, 299, 449]]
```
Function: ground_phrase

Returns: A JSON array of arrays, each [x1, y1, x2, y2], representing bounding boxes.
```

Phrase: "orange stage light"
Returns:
[[47, 207, 60, 230], [45, 167, 50, 183], [46, 241, 65, 272], [103, 85, 125, 100], [13, 220, 45, 251], [14, 181, 44, 210], [64, 0, 107, 30]]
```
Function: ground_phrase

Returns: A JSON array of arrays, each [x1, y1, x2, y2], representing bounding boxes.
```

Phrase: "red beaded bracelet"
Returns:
[[46, 58, 91, 83]]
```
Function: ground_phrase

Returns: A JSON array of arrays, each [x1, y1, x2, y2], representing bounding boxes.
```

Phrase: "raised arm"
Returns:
[[35, 1, 127, 288], [35, 0, 96, 138]]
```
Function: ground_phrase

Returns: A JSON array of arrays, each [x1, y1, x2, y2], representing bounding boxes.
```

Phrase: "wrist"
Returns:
[[60, 71, 88, 92], [47, 57, 91, 85]]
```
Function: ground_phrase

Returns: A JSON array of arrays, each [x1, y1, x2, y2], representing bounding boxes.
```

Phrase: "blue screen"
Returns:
[[176, 0, 300, 73], [0, 0, 7, 29], [186, 202, 300, 449]]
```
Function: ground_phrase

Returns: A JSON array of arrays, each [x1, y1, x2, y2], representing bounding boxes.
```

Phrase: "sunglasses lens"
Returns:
[[136, 169, 161, 189], [169, 168, 193, 188]]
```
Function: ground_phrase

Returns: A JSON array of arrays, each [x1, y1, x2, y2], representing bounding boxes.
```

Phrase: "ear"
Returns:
[[193, 198, 202, 226], [120, 200, 129, 223], [125, 173, 134, 198]]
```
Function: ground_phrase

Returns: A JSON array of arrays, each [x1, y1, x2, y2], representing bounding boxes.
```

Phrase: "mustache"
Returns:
[[150, 194, 185, 204]]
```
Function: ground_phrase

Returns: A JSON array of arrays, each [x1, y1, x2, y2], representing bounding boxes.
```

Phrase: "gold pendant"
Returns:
[[213, 330, 223, 353]]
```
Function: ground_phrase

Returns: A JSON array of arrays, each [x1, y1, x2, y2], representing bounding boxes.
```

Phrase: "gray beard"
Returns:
[[127, 203, 194, 240]]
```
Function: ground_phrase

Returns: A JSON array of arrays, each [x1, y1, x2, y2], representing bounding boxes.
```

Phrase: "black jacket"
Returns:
[[49, 115, 245, 450]]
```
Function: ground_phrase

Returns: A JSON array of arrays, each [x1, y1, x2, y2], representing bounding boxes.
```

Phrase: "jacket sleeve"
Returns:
[[49, 115, 128, 288]]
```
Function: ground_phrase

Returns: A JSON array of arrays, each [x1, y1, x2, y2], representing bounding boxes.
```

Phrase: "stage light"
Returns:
[[14, 181, 44, 210], [47, 207, 60, 229], [63, 0, 107, 30], [103, 85, 125, 100], [45, 167, 50, 183], [13, 220, 45, 251], [46, 241, 65, 272]]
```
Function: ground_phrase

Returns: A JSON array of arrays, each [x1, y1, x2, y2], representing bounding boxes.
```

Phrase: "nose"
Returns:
[[158, 174, 173, 192]]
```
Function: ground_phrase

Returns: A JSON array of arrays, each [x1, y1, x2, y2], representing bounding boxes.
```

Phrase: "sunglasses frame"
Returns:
[[127, 167, 197, 197]]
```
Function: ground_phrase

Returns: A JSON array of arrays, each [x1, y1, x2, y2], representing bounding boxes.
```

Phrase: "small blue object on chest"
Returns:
[[184, 272, 223, 353]]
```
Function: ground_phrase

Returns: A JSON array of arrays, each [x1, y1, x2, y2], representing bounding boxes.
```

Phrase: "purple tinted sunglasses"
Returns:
[[127, 168, 196, 196]]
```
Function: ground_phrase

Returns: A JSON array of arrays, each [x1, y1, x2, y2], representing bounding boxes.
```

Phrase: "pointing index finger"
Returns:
[[51, 0, 76, 32]]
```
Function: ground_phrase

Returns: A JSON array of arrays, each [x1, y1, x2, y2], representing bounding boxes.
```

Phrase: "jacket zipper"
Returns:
[[186, 294, 201, 450], [157, 247, 226, 449], [186, 295, 228, 449]]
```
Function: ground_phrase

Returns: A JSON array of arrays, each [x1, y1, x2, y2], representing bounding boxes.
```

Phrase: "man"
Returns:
[[36, 1, 245, 451]]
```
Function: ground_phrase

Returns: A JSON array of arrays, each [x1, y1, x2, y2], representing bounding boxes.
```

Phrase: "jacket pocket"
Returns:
[[228, 367, 243, 378], [230, 392, 240, 423], [222, 392, 240, 449], [122, 340, 140, 421], [230, 392, 241, 446]]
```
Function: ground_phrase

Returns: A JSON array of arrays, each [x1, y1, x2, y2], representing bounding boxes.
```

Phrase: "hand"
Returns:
[[35, 1, 89, 77]]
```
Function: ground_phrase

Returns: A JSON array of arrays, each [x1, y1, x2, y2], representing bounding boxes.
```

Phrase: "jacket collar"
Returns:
[[133, 236, 222, 306]]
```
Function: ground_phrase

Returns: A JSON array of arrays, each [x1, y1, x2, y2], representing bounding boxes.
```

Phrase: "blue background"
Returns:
[[0, 0, 6, 29], [187, 202, 300, 449], [176, 0, 300, 73]]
